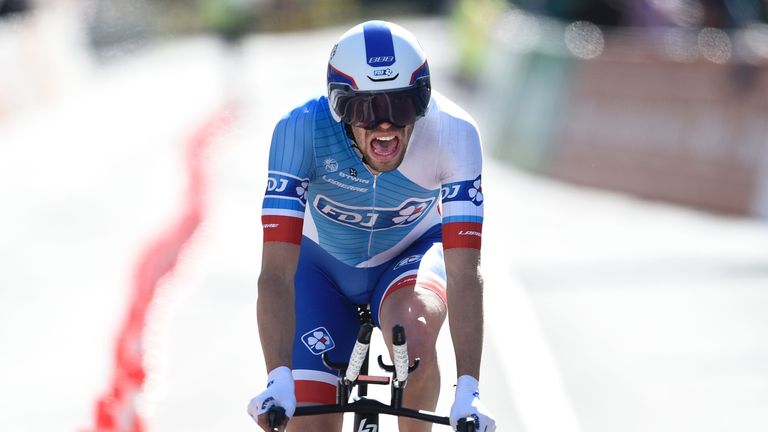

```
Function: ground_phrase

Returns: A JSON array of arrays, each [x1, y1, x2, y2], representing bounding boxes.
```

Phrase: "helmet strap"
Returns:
[[344, 124, 364, 159], [344, 123, 355, 141], [345, 124, 378, 174]]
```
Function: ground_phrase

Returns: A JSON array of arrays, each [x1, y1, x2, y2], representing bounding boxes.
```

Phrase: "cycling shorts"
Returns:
[[290, 224, 446, 404]]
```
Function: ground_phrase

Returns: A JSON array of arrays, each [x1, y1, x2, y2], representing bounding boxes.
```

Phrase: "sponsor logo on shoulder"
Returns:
[[266, 172, 309, 206], [440, 175, 483, 206]]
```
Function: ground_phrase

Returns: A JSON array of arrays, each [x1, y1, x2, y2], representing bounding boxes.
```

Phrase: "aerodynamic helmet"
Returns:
[[327, 20, 431, 129]]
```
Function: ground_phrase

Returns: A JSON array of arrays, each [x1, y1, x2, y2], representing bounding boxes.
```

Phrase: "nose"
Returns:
[[375, 121, 393, 130]]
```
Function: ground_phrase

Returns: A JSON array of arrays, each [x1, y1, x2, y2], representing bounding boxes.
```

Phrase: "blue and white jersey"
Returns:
[[262, 91, 484, 268]]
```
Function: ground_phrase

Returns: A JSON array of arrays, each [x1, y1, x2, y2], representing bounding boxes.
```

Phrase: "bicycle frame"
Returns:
[[267, 305, 477, 431]]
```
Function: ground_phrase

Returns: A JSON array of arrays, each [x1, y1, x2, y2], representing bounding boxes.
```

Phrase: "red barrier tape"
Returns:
[[88, 107, 235, 432]]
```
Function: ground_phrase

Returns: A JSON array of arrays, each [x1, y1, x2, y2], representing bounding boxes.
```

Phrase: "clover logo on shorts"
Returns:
[[301, 327, 336, 355]]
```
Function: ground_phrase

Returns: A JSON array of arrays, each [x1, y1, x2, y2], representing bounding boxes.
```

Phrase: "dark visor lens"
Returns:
[[330, 82, 430, 129]]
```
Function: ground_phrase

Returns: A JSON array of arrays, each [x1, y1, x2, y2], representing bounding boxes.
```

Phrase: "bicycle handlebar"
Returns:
[[391, 325, 409, 384], [266, 406, 286, 431], [293, 397, 450, 425], [457, 416, 479, 432], [345, 322, 373, 383], [266, 314, 477, 431], [292, 403, 479, 431]]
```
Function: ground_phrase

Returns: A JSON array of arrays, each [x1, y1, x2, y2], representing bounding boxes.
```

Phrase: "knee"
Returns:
[[406, 320, 439, 357], [379, 289, 446, 364], [386, 315, 441, 369]]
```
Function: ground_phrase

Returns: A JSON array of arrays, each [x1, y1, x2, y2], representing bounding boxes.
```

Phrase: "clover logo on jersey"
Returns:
[[301, 327, 335, 355], [266, 171, 309, 206], [392, 201, 431, 224], [441, 175, 483, 207], [468, 178, 483, 204], [296, 180, 309, 202], [314, 195, 436, 231]]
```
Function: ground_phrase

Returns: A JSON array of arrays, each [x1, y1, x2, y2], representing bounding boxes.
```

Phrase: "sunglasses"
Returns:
[[329, 79, 431, 130]]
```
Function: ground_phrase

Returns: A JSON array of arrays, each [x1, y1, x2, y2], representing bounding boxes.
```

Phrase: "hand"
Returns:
[[450, 375, 496, 431], [247, 367, 296, 431]]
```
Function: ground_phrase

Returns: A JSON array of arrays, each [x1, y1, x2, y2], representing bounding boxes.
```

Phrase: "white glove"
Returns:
[[450, 375, 496, 431], [247, 367, 296, 423]]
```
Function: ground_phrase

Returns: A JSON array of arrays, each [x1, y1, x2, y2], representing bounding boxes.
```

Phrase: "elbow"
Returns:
[[258, 269, 295, 299]]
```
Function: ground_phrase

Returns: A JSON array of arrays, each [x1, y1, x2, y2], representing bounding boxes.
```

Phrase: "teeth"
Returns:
[[376, 136, 395, 141]]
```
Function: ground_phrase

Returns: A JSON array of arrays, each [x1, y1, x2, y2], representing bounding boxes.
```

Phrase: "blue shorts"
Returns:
[[291, 224, 446, 404]]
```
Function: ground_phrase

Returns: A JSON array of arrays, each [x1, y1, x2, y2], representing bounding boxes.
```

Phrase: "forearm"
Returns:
[[445, 249, 484, 379], [257, 271, 296, 372]]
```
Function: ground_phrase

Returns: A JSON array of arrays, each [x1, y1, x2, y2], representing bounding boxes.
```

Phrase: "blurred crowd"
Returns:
[[460, 0, 768, 217], [4, 1, 767, 37], [3, 1, 767, 57], [0, 0, 28, 16], [509, 0, 768, 28], [2, 0, 767, 217]]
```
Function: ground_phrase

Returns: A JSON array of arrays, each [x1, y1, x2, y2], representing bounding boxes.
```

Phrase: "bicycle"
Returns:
[[266, 305, 479, 431]]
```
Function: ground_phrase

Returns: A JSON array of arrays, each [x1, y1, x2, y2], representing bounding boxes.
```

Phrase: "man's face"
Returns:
[[349, 122, 414, 174]]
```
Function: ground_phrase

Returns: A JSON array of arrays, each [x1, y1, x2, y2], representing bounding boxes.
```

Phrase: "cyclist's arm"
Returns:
[[444, 247, 483, 378], [257, 241, 299, 371], [257, 103, 315, 372], [436, 106, 485, 379]]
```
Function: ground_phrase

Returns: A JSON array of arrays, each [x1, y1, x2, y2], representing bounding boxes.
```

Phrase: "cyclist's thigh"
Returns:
[[370, 236, 447, 328], [292, 261, 359, 405]]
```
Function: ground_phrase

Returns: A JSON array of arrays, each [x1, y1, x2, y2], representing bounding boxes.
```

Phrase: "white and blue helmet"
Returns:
[[327, 20, 431, 129]]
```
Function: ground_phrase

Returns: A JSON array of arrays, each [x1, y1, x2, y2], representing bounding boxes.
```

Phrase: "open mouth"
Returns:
[[370, 135, 400, 161]]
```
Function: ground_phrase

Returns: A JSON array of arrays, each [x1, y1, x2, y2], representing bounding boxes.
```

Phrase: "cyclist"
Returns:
[[247, 20, 496, 432]]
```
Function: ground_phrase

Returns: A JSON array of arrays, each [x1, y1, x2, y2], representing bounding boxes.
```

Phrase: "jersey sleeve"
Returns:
[[438, 116, 484, 250], [262, 103, 316, 244]]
